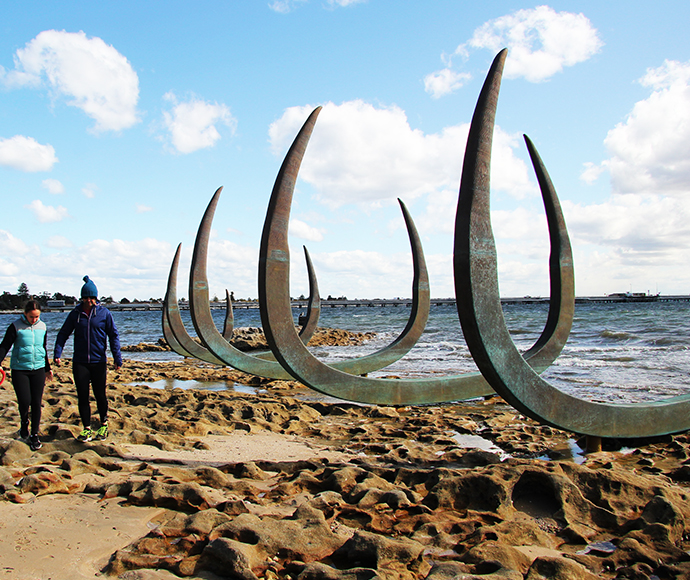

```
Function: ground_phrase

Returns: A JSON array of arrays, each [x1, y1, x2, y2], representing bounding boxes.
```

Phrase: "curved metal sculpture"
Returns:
[[163, 240, 320, 369], [163, 244, 228, 365], [188, 186, 435, 379], [455, 49, 690, 438], [222, 290, 235, 341], [256, 105, 574, 405], [163, 279, 234, 360]]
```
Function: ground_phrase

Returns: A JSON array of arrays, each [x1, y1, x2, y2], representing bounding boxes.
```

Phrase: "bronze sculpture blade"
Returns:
[[163, 191, 323, 369], [256, 106, 574, 405], [454, 49, 690, 437], [518, 134, 574, 373], [163, 243, 227, 365], [299, 243, 320, 344], [162, 282, 195, 359], [222, 289, 234, 340], [188, 186, 434, 378]]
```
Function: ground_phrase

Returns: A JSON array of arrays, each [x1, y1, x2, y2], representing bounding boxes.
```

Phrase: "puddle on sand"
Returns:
[[131, 379, 263, 395], [536, 439, 587, 464], [451, 431, 511, 460]]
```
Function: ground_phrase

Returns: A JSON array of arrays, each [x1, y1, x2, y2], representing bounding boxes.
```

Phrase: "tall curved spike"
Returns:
[[188, 186, 431, 377], [162, 228, 322, 371], [188, 187, 294, 378], [244, 245, 320, 361], [454, 49, 690, 437], [222, 289, 234, 340], [256, 106, 573, 405], [518, 134, 574, 372], [164, 243, 227, 365], [163, 307, 194, 358], [299, 246, 320, 343], [162, 246, 195, 358]]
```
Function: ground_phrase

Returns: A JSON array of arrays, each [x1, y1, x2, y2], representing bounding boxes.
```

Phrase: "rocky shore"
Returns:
[[121, 327, 377, 353], [1, 353, 690, 579]]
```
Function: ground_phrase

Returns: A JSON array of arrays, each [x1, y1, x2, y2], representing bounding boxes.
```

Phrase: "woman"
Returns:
[[0, 299, 52, 451], [54, 276, 122, 442]]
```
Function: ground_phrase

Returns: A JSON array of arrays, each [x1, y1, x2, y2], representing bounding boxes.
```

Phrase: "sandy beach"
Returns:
[[1, 353, 690, 580]]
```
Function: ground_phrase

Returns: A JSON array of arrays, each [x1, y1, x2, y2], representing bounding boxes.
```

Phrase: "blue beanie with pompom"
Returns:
[[81, 276, 98, 299]]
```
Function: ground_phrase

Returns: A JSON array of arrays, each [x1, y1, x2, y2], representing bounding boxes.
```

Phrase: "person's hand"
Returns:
[[114, 363, 122, 371], [54, 358, 61, 366], [47, 370, 54, 382]]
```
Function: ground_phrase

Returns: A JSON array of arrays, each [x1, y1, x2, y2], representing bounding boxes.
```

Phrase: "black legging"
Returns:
[[73, 361, 108, 428], [12, 368, 45, 436]]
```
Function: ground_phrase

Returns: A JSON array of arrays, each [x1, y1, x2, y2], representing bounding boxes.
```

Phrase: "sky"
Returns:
[[1, 1, 690, 301]]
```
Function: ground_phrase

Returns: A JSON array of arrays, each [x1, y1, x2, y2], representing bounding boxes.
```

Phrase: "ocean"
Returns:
[[1, 300, 688, 405]]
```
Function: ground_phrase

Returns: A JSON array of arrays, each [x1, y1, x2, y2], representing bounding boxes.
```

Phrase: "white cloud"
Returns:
[[310, 249, 416, 298], [580, 162, 606, 185], [162, 93, 237, 154], [289, 219, 324, 242], [203, 239, 262, 299], [604, 60, 690, 196], [327, 0, 367, 7], [0, 230, 34, 257], [1, 30, 140, 132], [35, 238, 176, 301], [564, 195, 690, 254], [42, 178, 64, 193], [268, 0, 307, 13], [25, 199, 69, 223], [425, 6, 602, 97], [269, 0, 362, 13], [0, 230, 36, 279], [469, 6, 602, 81], [45, 235, 73, 249], [82, 183, 98, 198], [269, 100, 536, 209], [0, 136, 58, 172], [423, 68, 472, 99], [136, 204, 153, 213]]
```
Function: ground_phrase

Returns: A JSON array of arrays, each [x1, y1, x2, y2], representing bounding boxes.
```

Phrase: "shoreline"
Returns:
[[1, 358, 689, 579]]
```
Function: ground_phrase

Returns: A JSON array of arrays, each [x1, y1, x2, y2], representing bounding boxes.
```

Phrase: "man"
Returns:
[[54, 276, 122, 442]]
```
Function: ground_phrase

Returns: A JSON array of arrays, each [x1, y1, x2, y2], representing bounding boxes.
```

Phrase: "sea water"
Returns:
[[1, 300, 688, 405]]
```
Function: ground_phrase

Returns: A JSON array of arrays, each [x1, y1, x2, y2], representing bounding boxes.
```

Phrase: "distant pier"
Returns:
[[17, 294, 689, 314]]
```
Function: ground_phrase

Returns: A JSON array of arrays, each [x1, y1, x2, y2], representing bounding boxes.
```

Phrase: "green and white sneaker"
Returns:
[[95, 424, 109, 441], [77, 428, 93, 442]]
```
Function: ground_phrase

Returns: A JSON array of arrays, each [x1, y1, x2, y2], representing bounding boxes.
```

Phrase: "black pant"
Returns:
[[73, 361, 108, 428], [12, 368, 45, 436]]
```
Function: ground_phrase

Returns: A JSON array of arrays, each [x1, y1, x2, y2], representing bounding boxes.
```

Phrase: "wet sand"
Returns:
[[1, 355, 690, 580]]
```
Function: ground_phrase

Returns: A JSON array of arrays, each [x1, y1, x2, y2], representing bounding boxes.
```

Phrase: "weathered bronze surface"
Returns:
[[164, 249, 234, 357], [165, 249, 321, 367], [454, 49, 690, 437], [163, 243, 227, 365], [188, 186, 437, 378], [222, 289, 234, 341], [256, 106, 574, 405], [163, 246, 316, 373]]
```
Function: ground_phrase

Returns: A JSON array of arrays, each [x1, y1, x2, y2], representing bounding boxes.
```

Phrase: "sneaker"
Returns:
[[77, 428, 93, 442], [29, 434, 42, 451], [95, 424, 108, 441], [19, 423, 29, 441]]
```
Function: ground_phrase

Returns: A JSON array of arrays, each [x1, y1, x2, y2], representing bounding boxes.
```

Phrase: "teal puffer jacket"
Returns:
[[9, 316, 49, 371]]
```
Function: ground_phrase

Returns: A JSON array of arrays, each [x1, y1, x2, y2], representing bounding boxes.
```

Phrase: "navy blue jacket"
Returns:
[[54, 303, 122, 366]]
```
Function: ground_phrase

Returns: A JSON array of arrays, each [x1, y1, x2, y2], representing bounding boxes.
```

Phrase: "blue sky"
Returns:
[[1, 1, 690, 301]]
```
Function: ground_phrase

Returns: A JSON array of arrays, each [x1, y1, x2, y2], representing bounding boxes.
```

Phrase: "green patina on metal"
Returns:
[[163, 243, 227, 365], [255, 105, 574, 405], [187, 186, 436, 378], [454, 49, 690, 437], [162, 234, 321, 376]]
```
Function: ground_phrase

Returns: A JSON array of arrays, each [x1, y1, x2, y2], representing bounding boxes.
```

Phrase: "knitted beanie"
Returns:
[[81, 276, 98, 299]]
